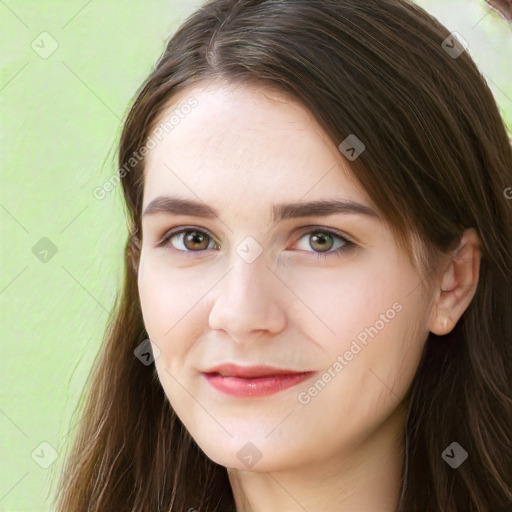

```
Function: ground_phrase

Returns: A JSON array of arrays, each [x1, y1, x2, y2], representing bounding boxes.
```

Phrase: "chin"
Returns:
[[193, 433, 302, 473]]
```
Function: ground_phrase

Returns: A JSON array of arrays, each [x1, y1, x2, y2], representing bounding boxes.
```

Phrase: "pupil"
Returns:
[[186, 231, 206, 249], [312, 233, 332, 252]]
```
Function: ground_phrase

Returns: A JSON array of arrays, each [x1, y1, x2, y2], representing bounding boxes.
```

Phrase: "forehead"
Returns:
[[142, 79, 371, 211], [152, 78, 317, 136]]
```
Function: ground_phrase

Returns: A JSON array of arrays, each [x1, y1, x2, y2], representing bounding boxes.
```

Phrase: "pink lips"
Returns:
[[202, 363, 316, 397]]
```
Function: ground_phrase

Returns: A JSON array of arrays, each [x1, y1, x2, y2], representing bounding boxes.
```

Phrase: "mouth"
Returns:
[[201, 363, 317, 397]]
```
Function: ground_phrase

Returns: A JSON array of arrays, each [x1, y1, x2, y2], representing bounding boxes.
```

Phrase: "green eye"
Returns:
[[159, 226, 356, 260]]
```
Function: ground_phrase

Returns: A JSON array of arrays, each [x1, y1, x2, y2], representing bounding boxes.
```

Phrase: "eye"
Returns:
[[293, 228, 356, 260], [159, 227, 218, 253], [157, 226, 356, 260]]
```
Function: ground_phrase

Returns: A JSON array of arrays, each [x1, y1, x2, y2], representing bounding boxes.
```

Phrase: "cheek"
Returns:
[[286, 258, 412, 355], [297, 259, 427, 404], [297, 309, 426, 455], [137, 260, 195, 359], [138, 254, 203, 332]]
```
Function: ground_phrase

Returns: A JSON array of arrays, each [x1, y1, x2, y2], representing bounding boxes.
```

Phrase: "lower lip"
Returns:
[[202, 372, 316, 397]]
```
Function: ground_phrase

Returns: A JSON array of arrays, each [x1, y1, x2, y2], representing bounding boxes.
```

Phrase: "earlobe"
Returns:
[[429, 229, 482, 336]]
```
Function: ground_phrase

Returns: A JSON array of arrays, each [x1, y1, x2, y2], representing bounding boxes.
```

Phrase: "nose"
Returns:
[[208, 254, 287, 342]]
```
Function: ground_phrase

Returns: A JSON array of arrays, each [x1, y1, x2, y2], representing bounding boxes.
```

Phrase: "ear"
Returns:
[[428, 228, 482, 336]]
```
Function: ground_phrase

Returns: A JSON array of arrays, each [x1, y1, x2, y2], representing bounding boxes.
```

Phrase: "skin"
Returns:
[[137, 78, 481, 512]]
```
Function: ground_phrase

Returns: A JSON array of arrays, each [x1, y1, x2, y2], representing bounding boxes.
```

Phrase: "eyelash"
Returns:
[[157, 225, 356, 261]]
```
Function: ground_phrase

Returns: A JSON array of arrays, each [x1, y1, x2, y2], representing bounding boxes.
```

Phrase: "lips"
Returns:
[[204, 363, 311, 378], [202, 363, 316, 397]]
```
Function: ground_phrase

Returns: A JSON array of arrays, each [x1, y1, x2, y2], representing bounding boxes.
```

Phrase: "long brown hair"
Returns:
[[51, 1, 512, 510]]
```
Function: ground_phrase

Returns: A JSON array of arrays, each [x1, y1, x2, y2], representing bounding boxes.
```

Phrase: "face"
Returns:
[[137, 79, 434, 472]]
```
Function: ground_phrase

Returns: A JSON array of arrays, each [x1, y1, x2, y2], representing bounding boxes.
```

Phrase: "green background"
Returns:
[[1, 1, 510, 510]]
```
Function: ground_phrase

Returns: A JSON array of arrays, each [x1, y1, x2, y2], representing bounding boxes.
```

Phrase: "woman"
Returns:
[[52, 0, 512, 510]]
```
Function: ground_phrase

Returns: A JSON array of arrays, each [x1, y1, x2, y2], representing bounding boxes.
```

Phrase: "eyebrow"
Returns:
[[141, 196, 380, 223]]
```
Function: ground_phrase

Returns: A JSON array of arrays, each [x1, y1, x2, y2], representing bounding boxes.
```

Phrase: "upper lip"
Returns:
[[203, 363, 314, 378]]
